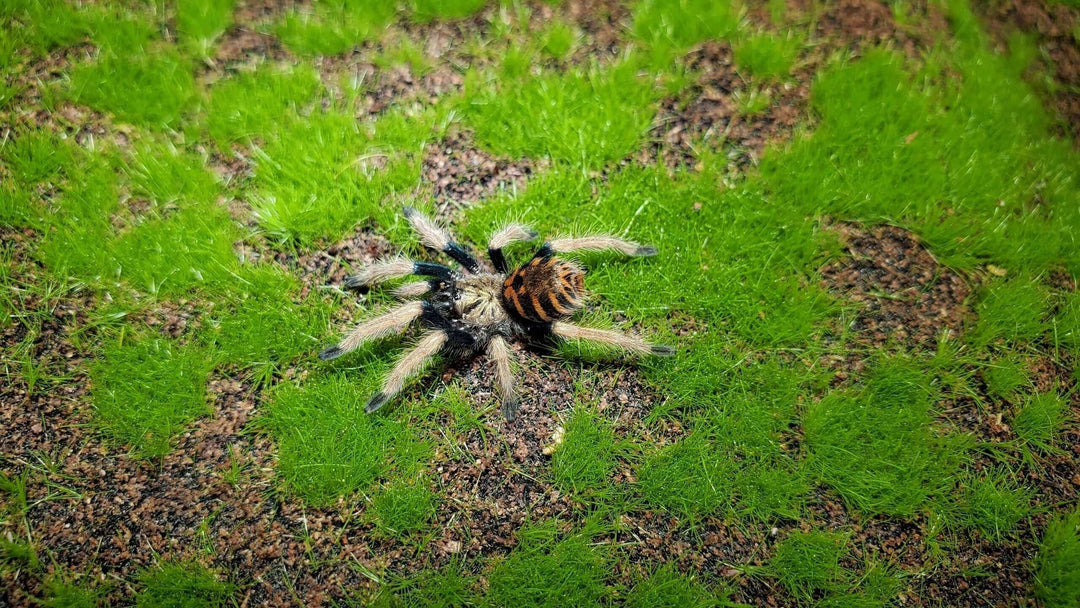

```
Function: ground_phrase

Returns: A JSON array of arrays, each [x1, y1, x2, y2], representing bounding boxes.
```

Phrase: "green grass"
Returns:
[[67, 46, 196, 129], [769, 531, 848, 601], [968, 277, 1051, 348], [176, 0, 235, 59], [624, 564, 723, 608], [982, 355, 1030, 401], [134, 561, 233, 608], [804, 360, 961, 516], [733, 32, 801, 80], [249, 106, 440, 244], [198, 63, 324, 150], [271, 0, 397, 56], [551, 407, 617, 495], [372, 559, 478, 607], [407, 0, 486, 23], [91, 334, 212, 458], [258, 373, 432, 506], [5, 0, 1080, 604], [1035, 507, 1080, 608], [486, 523, 609, 606], [638, 433, 733, 521], [955, 466, 1032, 542], [39, 572, 108, 608], [370, 479, 437, 537], [1013, 391, 1068, 452], [462, 60, 658, 168]]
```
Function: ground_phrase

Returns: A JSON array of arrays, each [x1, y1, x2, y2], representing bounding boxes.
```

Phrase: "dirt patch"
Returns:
[[816, 0, 946, 56], [420, 130, 542, 218], [646, 41, 811, 170], [977, 0, 1080, 142], [212, 25, 289, 68], [819, 221, 971, 349]]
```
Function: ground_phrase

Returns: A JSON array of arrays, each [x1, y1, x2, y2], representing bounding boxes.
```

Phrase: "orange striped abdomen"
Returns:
[[502, 256, 585, 323]]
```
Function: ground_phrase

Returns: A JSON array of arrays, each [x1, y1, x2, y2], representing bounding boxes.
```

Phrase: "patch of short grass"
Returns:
[[370, 479, 437, 538], [540, 21, 579, 60], [91, 334, 212, 458], [638, 433, 734, 521], [733, 31, 800, 80], [762, 39, 1080, 276], [135, 561, 233, 608], [955, 466, 1033, 543], [624, 564, 722, 608], [205, 267, 332, 379], [462, 60, 658, 168], [67, 45, 196, 128], [769, 531, 848, 601], [982, 355, 1030, 401], [1034, 507, 1080, 608], [632, 0, 741, 64], [198, 63, 324, 151], [804, 360, 960, 516], [968, 277, 1051, 348], [372, 559, 478, 607], [258, 373, 432, 506], [250, 107, 440, 244], [1013, 391, 1068, 453], [1056, 291, 1080, 350], [176, 0, 234, 59], [407, 0, 486, 23], [551, 407, 617, 495], [271, 0, 397, 56], [486, 523, 609, 606], [39, 571, 109, 608]]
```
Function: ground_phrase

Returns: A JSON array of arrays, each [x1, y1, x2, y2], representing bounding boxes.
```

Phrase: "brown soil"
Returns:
[[647, 40, 811, 170], [819, 221, 971, 350], [977, 0, 1080, 142], [420, 129, 543, 218]]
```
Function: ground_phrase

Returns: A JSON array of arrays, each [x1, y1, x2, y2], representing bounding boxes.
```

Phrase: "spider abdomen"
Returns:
[[502, 256, 585, 323]]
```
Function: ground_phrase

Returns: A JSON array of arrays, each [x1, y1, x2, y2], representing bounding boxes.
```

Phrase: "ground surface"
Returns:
[[2, 0, 1080, 606]]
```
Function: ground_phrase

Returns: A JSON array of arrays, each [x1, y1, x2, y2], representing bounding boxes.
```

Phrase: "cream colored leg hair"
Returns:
[[487, 336, 519, 420], [344, 257, 416, 289], [547, 235, 657, 257], [489, 224, 538, 250], [551, 321, 674, 356], [366, 331, 448, 413], [391, 281, 431, 299], [318, 301, 423, 361]]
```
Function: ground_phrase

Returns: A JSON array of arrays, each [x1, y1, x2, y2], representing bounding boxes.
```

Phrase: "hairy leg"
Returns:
[[544, 235, 657, 257], [343, 257, 454, 289], [551, 321, 674, 356], [403, 206, 480, 273], [391, 281, 433, 299], [366, 330, 448, 413], [486, 335, 519, 420], [318, 301, 424, 361], [488, 224, 538, 273]]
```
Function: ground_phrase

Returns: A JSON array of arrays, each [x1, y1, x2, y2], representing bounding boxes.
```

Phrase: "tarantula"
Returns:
[[319, 207, 673, 420]]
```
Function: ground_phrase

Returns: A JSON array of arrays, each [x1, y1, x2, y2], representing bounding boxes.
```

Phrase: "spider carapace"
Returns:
[[319, 207, 673, 420]]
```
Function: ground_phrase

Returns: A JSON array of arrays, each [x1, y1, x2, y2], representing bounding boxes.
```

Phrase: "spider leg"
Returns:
[[319, 301, 424, 361], [550, 321, 674, 357], [486, 335, 519, 420], [343, 257, 454, 289], [542, 235, 657, 257], [402, 206, 481, 273], [366, 330, 448, 413], [487, 224, 539, 274], [391, 280, 433, 299]]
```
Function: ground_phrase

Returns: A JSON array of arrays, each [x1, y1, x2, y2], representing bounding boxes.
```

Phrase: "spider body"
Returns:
[[320, 207, 673, 420]]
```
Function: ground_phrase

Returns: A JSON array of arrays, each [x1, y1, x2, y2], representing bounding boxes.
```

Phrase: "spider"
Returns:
[[319, 207, 674, 420]]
